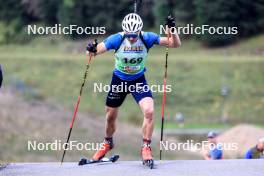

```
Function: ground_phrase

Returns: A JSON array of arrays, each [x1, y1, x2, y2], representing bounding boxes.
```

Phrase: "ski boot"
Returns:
[[92, 137, 114, 161], [141, 139, 154, 169]]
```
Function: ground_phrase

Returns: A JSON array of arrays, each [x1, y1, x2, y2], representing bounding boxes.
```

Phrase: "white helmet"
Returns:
[[122, 13, 143, 33]]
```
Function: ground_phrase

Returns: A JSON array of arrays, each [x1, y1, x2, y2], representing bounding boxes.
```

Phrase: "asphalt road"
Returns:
[[1, 159, 263, 176]]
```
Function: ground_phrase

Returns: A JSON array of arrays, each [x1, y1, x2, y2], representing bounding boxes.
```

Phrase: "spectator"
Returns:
[[244, 137, 264, 159], [0, 65, 2, 88], [203, 131, 223, 160]]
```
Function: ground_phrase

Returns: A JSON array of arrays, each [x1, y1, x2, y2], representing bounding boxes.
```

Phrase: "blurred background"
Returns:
[[0, 0, 264, 163]]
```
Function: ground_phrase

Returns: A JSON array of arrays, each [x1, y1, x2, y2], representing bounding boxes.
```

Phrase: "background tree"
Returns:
[[0, 0, 263, 45]]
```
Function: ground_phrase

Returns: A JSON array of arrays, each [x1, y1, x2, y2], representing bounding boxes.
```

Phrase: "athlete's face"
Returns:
[[208, 137, 217, 144], [257, 141, 264, 150], [124, 32, 139, 43]]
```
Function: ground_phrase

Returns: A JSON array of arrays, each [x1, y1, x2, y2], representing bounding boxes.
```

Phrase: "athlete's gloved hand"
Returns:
[[86, 39, 98, 53], [165, 15, 176, 28]]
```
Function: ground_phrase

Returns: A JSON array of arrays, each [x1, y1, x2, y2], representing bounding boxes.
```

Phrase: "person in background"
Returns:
[[244, 137, 264, 159], [203, 131, 223, 160], [0, 65, 2, 88]]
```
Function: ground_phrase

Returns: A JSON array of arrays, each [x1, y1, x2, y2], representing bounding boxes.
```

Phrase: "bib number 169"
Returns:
[[123, 57, 143, 64]]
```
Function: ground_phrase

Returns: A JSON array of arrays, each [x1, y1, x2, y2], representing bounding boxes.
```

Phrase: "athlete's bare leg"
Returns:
[[105, 106, 118, 137], [139, 97, 154, 140]]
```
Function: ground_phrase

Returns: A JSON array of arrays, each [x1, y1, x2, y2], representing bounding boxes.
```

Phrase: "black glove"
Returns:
[[165, 15, 176, 28], [86, 39, 98, 53]]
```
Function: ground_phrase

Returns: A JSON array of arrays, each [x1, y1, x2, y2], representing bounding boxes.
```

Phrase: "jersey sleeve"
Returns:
[[142, 32, 160, 49], [244, 149, 252, 159], [210, 149, 223, 159], [103, 33, 123, 51]]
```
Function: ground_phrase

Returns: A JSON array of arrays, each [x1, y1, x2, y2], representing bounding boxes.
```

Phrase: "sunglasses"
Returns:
[[124, 33, 138, 39], [208, 136, 216, 139]]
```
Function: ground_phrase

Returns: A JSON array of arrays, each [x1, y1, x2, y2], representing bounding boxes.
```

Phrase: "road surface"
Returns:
[[1, 159, 263, 176]]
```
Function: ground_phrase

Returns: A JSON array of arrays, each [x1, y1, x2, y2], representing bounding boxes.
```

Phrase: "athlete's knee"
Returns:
[[106, 107, 118, 123], [143, 107, 154, 121]]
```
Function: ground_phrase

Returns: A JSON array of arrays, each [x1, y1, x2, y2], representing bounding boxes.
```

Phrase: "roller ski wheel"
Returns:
[[78, 154, 119, 166], [141, 144, 154, 169], [142, 159, 154, 169]]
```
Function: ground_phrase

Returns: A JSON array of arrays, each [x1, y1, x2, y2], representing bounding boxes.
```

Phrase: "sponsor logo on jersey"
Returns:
[[124, 65, 141, 72], [123, 46, 143, 52]]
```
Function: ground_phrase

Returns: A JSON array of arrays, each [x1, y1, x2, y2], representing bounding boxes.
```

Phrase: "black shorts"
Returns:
[[106, 73, 153, 108]]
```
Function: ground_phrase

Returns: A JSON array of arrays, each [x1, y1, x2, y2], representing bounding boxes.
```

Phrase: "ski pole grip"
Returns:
[[94, 39, 98, 47]]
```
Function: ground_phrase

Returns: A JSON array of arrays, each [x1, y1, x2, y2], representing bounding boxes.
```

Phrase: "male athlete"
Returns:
[[86, 13, 181, 162], [203, 131, 223, 160], [245, 138, 264, 159]]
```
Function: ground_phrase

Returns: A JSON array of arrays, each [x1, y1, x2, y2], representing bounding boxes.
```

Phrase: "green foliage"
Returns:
[[58, 0, 132, 38], [194, 0, 238, 46], [0, 0, 24, 22], [35, 0, 62, 24], [155, 0, 264, 46], [139, 0, 156, 28], [0, 22, 6, 43], [172, 0, 195, 25], [235, 0, 264, 36], [0, 0, 29, 43], [154, 1, 168, 26], [0, 20, 31, 44], [0, 0, 264, 45], [195, 0, 264, 46], [1, 35, 264, 125]]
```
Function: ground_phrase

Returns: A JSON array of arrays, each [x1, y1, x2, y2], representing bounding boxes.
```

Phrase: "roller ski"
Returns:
[[141, 141, 154, 169], [78, 137, 117, 166]]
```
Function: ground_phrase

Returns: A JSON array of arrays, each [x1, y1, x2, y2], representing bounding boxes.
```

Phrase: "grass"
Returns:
[[155, 122, 233, 129], [1, 34, 264, 127]]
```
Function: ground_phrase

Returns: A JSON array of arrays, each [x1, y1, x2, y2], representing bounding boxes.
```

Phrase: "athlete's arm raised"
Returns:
[[159, 15, 181, 48], [87, 33, 123, 56], [86, 41, 107, 56], [95, 42, 108, 55]]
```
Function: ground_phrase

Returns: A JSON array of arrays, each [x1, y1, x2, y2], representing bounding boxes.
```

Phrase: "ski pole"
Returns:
[[159, 23, 170, 161], [133, 0, 142, 14], [60, 39, 97, 165], [134, 0, 137, 13]]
